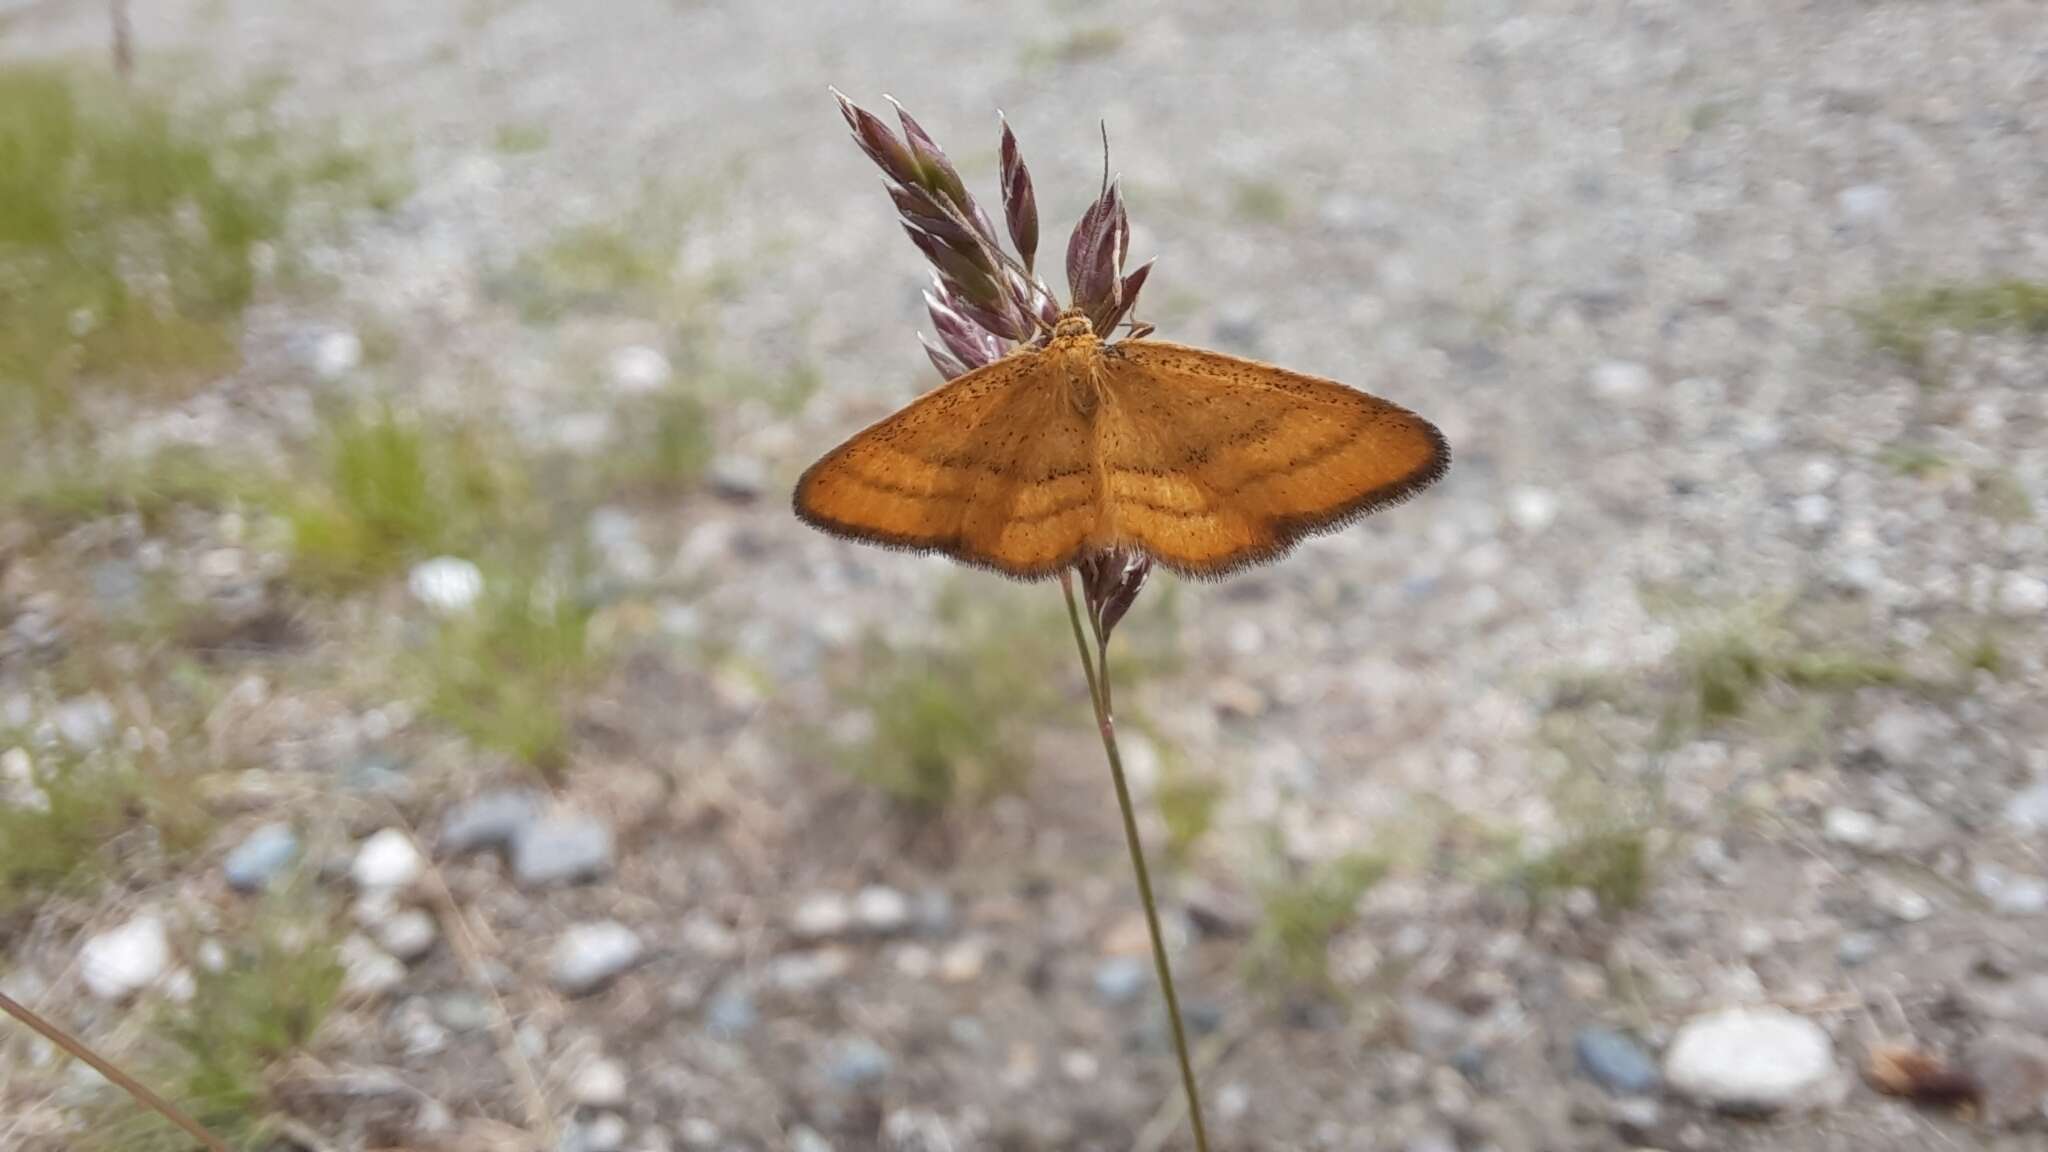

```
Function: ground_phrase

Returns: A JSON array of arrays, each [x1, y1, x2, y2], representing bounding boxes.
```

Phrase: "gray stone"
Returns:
[[223, 823, 299, 892], [1996, 573, 2048, 616], [1574, 1026, 1661, 1095], [439, 790, 544, 855], [1975, 864, 2048, 916], [1966, 1031, 2048, 1129], [1837, 184, 1893, 225], [705, 982, 757, 1038], [1664, 1007, 1840, 1113], [513, 816, 614, 886], [707, 454, 767, 500], [1399, 996, 1472, 1060], [2004, 781, 2048, 835], [52, 695, 116, 751], [550, 922, 644, 995], [559, 1113, 628, 1152], [1836, 931, 1883, 967], [824, 1036, 892, 1090], [1093, 956, 1149, 1006]]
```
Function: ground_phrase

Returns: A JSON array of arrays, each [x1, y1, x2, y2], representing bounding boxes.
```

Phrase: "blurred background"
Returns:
[[3, 1, 2047, 1150]]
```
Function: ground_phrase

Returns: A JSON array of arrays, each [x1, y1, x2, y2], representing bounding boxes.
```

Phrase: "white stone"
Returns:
[[407, 557, 484, 614], [1591, 360, 1652, 399], [550, 921, 644, 995], [311, 330, 363, 381], [340, 934, 407, 998], [1996, 573, 2048, 616], [791, 892, 853, 939], [571, 1057, 629, 1108], [375, 908, 440, 961], [607, 345, 673, 395], [1793, 494, 1833, 529], [855, 886, 912, 935], [352, 828, 425, 891], [80, 914, 171, 1000], [2003, 781, 2048, 834], [1974, 864, 2048, 917], [1837, 185, 1892, 226], [1664, 1007, 1840, 1113], [1508, 487, 1559, 533], [1821, 807, 1881, 850]]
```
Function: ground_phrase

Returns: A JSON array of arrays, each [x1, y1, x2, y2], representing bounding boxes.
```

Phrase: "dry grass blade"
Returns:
[[0, 988, 229, 1152]]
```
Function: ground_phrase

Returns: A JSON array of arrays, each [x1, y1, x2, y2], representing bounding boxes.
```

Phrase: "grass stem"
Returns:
[[1060, 570, 1210, 1152], [0, 988, 229, 1152]]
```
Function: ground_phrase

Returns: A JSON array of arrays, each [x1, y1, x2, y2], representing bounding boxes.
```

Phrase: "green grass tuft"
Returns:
[[1231, 180, 1292, 225], [835, 588, 1069, 811], [419, 565, 597, 775], [1519, 827, 1650, 912], [1666, 601, 1908, 732], [286, 407, 526, 592], [79, 895, 343, 1152], [1856, 278, 2048, 382], [0, 746, 141, 917], [1245, 850, 1387, 998], [602, 389, 714, 499], [492, 122, 551, 155]]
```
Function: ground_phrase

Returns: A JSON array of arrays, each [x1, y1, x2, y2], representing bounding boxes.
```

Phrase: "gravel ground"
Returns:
[[4, 1, 2048, 1150]]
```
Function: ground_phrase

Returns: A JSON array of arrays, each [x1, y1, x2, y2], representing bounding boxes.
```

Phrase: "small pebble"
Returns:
[[1974, 864, 2048, 917], [340, 934, 407, 999], [1836, 931, 1883, 967], [79, 914, 170, 1001], [1591, 360, 1652, 399], [439, 790, 543, 855], [1996, 573, 2048, 617], [550, 922, 644, 995], [572, 1058, 629, 1109], [1093, 956, 1149, 1006], [560, 1112, 628, 1152], [707, 454, 767, 500], [1664, 1007, 1839, 1113], [52, 695, 116, 750], [608, 345, 672, 395], [512, 816, 615, 887], [352, 828, 425, 891], [223, 823, 299, 892], [791, 892, 853, 939], [311, 329, 363, 380], [1574, 1026, 1661, 1096], [2004, 781, 2048, 834], [376, 908, 440, 962], [855, 885, 912, 934], [705, 982, 757, 1038], [824, 1036, 892, 1090], [407, 557, 484, 614], [1822, 807, 1882, 850], [789, 1127, 834, 1152]]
